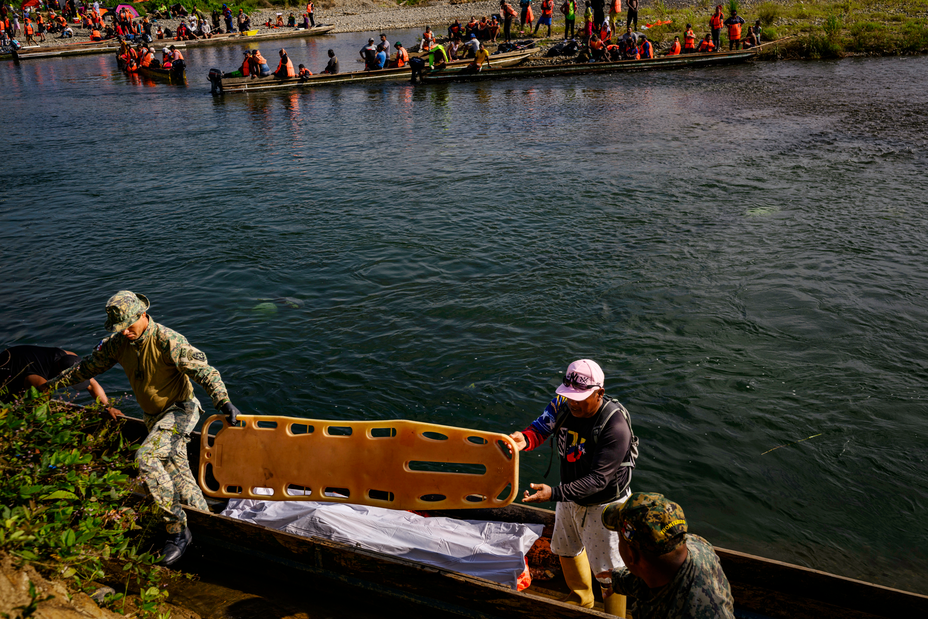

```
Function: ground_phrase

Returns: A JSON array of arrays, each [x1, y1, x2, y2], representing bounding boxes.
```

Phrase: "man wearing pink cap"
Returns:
[[510, 359, 638, 617]]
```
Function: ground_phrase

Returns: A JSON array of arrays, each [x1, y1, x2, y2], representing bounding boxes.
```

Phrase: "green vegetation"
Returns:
[[633, 0, 928, 58], [0, 389, 175, 617]]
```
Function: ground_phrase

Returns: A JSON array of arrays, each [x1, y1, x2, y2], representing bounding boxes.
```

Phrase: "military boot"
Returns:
[[161, 526, 192, 567]]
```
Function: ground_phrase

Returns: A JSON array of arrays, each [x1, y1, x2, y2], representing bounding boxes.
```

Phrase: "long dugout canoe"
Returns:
[[117, 416, 928, 619], [209, 49, 538, 94], [420, 49, 756, 83], [2, 25, 334, 61]]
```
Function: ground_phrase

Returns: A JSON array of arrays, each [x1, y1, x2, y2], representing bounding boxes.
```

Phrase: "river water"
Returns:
[[2, 29, 927, 597]]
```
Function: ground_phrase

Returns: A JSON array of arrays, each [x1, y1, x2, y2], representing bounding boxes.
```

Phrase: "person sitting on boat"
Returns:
[[742, 26, 757, 49], [605, 42, 621, 61], [140, 46, 155, 68], [665, 35, 681, 56], [751, 20, 762, 45], [597, 493, 736, 619], [373, 43, 387, 70], [535, 0, 553, 37], [447, 37, 461, 61], [638, 33, 653, 59], [461, 40, 491, 73], [682, 23, 696, 54], [168, 45, 184, 70], [321, 48, 338, 74], [462, 32, 480, 58], [297, 63, 312, 80], [391, 41, 408, 68], [161, 47, 173, 69], [623, 36, 639, 59], [360, 37, 378, 70], [222, 51, 250, 78], [273, 48, 295, 78], [589, 34, 605, 61], [697, 33, 714, 53], [421, 25, 435, 51], [250, 49, 271, 77], [724, 9, 745, 50], [509, 359, 637, 617]]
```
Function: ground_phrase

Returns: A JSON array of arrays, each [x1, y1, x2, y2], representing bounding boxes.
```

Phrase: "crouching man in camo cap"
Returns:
[[44, 290, 244, 567], [598, 493, 735, 619]]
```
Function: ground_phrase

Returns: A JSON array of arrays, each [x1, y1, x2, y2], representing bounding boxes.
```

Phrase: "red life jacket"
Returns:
[[396, 47, 408, 67], [710, 12, 724, 29], [728, 21, 742, 39], [276, 56, 294, 77], [542, 0, 554, 16], [667, 40, 681, 55], [698, 39, 715, 52], [639, 40, 653, 58]]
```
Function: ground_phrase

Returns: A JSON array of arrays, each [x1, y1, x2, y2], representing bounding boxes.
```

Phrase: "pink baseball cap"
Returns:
[[555, 359, 605, 401]]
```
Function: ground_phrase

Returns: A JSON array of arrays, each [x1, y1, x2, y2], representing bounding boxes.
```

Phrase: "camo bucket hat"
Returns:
[[104, 290, 151, 332], [602, 492, 687, 555]]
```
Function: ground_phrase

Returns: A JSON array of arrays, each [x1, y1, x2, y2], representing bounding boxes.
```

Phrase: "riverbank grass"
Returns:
[[0, 390, 176, 617]]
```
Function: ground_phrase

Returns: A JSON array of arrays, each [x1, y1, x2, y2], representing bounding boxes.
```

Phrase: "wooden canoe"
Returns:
[[419, 49, 756, 83], [119, 417, 927, 619], [1, 26, 334, 62], [116, 55, 187, 83], [209, 49, 538, 94]]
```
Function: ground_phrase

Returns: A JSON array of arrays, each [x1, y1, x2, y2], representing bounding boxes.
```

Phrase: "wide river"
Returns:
[[2, 29, 926, 597]]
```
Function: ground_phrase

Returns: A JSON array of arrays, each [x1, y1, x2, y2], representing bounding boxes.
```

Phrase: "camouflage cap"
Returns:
[[104, 290, 151, 332], [602, 492, 687, 555]]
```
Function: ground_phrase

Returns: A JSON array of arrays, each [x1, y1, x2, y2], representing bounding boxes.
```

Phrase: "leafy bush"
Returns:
[[0, 390, 170, 617], [901, 20, 928, 52], [805, 33, 843, 57], [824, 14, 842, 38]]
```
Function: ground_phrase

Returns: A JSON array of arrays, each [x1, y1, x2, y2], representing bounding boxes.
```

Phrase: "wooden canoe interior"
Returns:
[[117, 417, 926, 618]]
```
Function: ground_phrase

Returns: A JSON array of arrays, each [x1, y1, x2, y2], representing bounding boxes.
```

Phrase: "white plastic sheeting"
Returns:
[[221, 500, 543, 589]]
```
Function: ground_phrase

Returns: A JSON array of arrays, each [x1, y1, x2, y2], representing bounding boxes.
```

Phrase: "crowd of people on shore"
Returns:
[[1, 1, 318, 49]]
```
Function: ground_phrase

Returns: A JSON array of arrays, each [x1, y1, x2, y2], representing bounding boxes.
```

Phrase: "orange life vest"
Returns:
[[542, 0, 554, 16], [141, 52, 153, 67], [276, 56, 294, 77], [667, 40, 681, 55], [591, 38, 604, 50], [395, 47, 408, 67], [600, 25, 609, 40], [25, 23, 34, 35], [90, 29, 101, 39], [684, 29, 695, 49], [728, 21, 741, 39], [172, 49, 184, 61], [240, 57, 250, 76], [710, 12, 724, 29], [610, 0, 620, 12], [639, 40, 653, 58], [698, 39, 715, 52], [503, 3, 517, 17], [298, 67, 311, 77]]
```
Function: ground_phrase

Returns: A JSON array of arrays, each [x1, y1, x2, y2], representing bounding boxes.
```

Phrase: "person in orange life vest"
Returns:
[[638, 34, 653, 59], [90, 26, 102, 40], [297, 63, 312, 80], [724, 9, 745, 50], [306, 1, 315, 28], [534, 0, 553, 37], [605, 42, 621, 61], [169, 45, 183, 63], [466, 15, 478, 37], [608, 0, 621, 31], [500, 1, 517, 42], [665, 35, 681, 56], [488, 15, 500, 42], [273, 48, 294, 77], [624, 37, 639, 59], [589, 34, 605, 61], [421, 25, 435, 50], [709, 4, 724, 51], [391, 41, 409, 68], [161, 47, 173, 69], [24, 18, 36, 44], [697, 33, 714, 52], [599, 20, 610, 43], [518, 0, 533, 36], [682, 23, 696, 54], [141, 47, 155, 68]]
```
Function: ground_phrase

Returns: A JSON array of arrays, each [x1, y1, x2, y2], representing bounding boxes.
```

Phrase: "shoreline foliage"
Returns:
[[0, 389, 176, 618]]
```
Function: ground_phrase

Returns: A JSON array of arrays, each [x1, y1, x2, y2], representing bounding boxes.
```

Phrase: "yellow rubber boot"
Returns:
[[603, 591, 627, 618], [559, 550, 595, 608]]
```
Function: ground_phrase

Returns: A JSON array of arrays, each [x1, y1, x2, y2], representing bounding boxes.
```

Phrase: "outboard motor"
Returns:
[[208, 68, 224, 94]]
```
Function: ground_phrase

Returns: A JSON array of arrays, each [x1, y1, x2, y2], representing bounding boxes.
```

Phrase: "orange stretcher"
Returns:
[[199, 415, 519, 511]]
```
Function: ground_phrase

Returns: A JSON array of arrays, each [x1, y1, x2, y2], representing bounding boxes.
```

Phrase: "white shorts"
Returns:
[[550, 491, 631, 584]]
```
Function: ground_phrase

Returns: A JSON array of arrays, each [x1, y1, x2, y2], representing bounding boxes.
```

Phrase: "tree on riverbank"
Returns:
[[0, 390, 183, 618]]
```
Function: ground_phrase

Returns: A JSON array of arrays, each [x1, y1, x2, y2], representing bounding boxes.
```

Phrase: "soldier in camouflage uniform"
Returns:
[[598, 492, 735, 619], [46, 291, 243, 566]]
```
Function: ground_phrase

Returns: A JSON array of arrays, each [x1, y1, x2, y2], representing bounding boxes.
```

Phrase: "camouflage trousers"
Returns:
[[138, 398, 209, 533]]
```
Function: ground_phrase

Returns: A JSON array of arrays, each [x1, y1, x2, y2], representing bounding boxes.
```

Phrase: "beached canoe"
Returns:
[[207, 49, 538, 94], [1, 25, 334, 62], [420, 49, 756, 84], [117, 415, 928, 619]]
